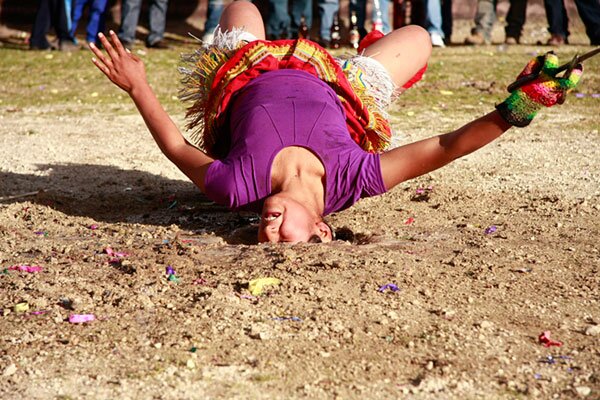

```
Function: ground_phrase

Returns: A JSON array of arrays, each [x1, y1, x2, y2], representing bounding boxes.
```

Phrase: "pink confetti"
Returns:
[[104, 247, 129, 258], [539, 331, 563, 347], [30, 310, 48, 315], [89, 224, 99, 230], [404, 217, 415, 225], [193, 278, 208, 285], [8, 265, 42, 273], [69, 314, 96, 323]]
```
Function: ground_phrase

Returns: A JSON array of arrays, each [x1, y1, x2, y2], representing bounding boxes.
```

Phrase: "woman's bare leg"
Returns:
[[363, 25, 432, 88], [218, 1, 266, 40]]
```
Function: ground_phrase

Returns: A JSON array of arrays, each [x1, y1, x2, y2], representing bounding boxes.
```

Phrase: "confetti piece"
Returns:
[[166, 266, 175, 276], [193, 278, 208, 285], [14, 302, 29, 313], [575, 93, 586, 98], [484, 225, 497, 234], [592, 94, 600, 98], [104, 247, 129, 258], [89, 224, 99, 230], [415, 186, 433, 195], [8, 265, 42, 273], [273, 316, 302, 322], [539, 331, 563, 347], [248, 277, 281, 296], [34, 231, 48, 236], [44, 54, 53, 59], [90, 92, 98, 97], [30, 310, 48, 315], [167, 200, 178, 209], [407, 111, 415, 116], [439, 90, 454, 96], [404, 217, 415, 225], [378, 283, 400, 293], [69, 314, 96, 323], [50, 89, 58, 94]]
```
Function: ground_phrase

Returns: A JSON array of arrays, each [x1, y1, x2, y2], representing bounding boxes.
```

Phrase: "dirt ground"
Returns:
[[1, 19, 599, 400]]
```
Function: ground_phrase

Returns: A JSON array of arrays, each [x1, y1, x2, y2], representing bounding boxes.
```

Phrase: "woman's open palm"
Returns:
[[89, 31, 147, 94]]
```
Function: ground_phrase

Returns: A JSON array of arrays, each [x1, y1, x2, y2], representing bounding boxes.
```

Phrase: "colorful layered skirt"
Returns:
[[179, 29, 398, 158]]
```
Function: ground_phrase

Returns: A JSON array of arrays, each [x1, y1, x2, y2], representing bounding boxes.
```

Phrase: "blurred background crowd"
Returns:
[[0, 0, 597, 51]]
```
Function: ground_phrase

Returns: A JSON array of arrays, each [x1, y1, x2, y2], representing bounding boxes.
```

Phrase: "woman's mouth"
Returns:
[[262, 212, 281, 222]]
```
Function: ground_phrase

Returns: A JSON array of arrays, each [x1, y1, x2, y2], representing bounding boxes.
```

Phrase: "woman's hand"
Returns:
[[89, 31, 148, 94]]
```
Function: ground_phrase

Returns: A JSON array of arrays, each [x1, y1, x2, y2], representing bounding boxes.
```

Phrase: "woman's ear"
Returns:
[[316, 221, 333, 243]]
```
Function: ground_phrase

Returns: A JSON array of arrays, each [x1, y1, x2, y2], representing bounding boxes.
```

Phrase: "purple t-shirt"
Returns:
[[204, 69, 387, 215]]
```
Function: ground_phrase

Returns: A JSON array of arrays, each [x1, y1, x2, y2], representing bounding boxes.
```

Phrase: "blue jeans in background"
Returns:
[[118, 0, 169, 46], [71, 0, 109, 44], [204, 0, 224, 35], [318, 0, 338, 41], [425, 0, 444, 37], [349, 0, 391, 38], [266, 0, 312, 39]]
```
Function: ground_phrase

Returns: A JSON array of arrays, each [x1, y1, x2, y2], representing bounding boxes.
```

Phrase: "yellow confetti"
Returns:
[[50, 89, 58, 94], [91, 92, 99, 97], [407, 111, 415, 116], [44, 54, 54, 60], [440, 90, 454, 96], [14, 302, 29, 313], [248, 277, 281, 296]]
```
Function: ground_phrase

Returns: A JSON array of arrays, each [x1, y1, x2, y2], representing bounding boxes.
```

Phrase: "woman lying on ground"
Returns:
[[89, 1, 582, 244]]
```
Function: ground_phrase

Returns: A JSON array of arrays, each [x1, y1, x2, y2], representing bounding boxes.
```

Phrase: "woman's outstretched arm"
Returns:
[[380, 111, 511, 189], [89, 31, 214, 192], [380, 52, 583, 191]]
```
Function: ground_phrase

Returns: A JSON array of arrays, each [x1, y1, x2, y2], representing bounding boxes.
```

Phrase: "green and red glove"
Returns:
[[496, 52, 583, 127]]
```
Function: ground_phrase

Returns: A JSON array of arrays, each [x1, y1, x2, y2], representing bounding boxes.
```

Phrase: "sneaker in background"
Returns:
[[430, 32, 445, 48]]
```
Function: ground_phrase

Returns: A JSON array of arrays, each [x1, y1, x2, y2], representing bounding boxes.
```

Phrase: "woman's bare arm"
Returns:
[[380, 111, 511, 190], [89, 31, 214, 192]]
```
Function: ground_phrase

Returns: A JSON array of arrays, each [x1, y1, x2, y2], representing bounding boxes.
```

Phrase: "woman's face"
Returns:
[[257, 194, 332, 243]]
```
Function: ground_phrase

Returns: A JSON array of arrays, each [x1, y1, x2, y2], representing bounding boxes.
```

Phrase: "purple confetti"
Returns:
[[484, 225, 497, 234], [166, 265, 175, 276], [591, 93, 600, 98], [534, 373, 542, 380], [378, 283, 400, 293], [575, 93, 586, 98]]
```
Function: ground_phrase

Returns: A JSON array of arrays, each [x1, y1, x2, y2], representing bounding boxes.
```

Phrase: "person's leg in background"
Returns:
[[266, 0, 290, 39], [146, 0, 169, 47], [318, 0, 339, 45], [441, 0, 453, 44], [350, 0, 368, 38], [373, 0, 391, 33], [465, 0, 496, 44], [543, 0, 568, 44], [504, 0, 527, 44], [30, 0, 54, 49], [290, 0, 312, 38], [55, 0, 77, 49], [70, 0, 89, 43], [85, 0, 109, 45], [118, 0, 142, 47], [425, 0, 445, 47], [573, 0, 600, 45], [203, 0, 225, 41]]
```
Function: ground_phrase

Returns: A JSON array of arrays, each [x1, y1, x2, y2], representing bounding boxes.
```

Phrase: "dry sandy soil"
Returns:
[[1, 20, 599, 400]]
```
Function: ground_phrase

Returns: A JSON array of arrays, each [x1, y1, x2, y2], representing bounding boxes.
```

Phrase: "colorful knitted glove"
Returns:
[[496, 52, 583, 127]]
